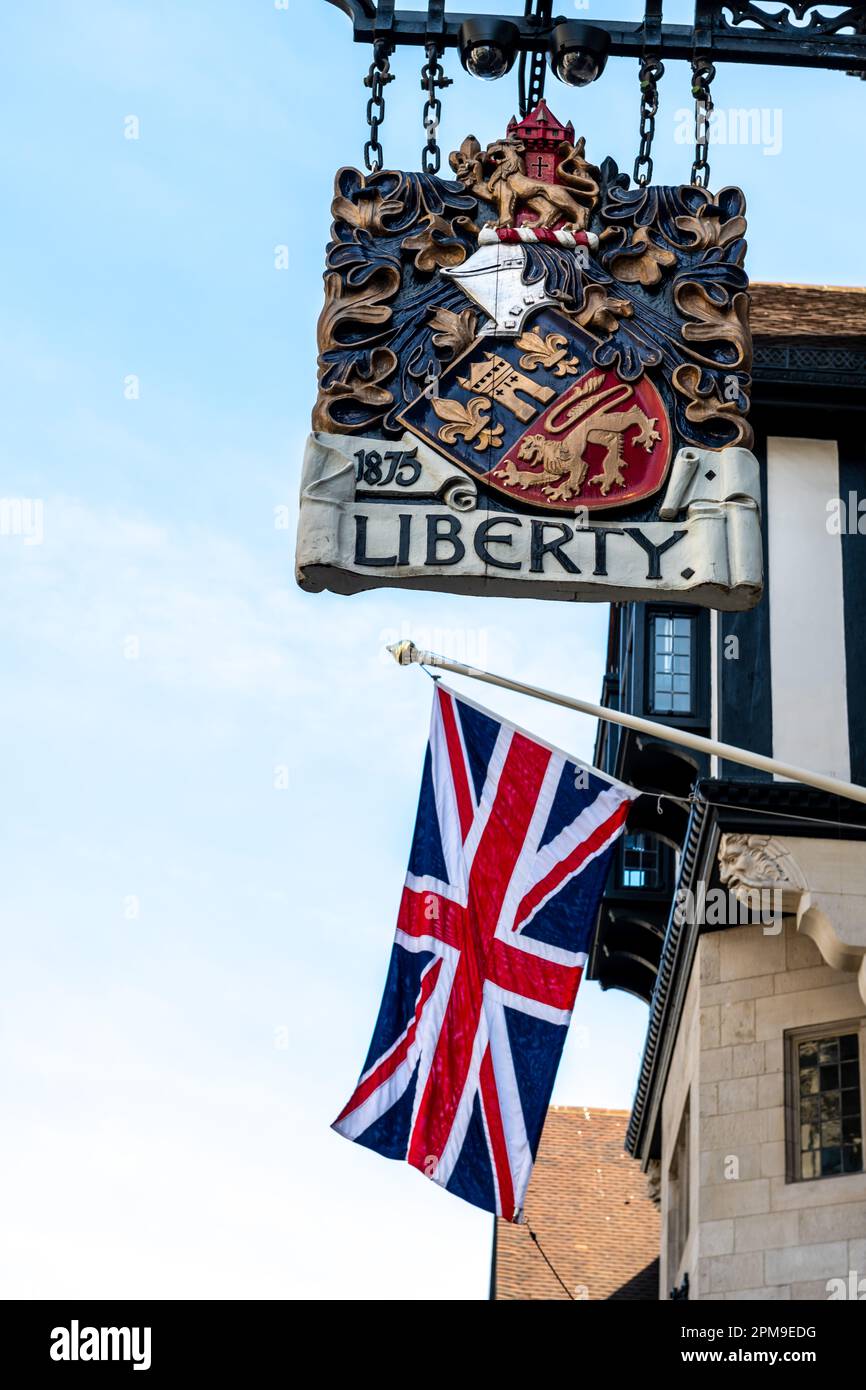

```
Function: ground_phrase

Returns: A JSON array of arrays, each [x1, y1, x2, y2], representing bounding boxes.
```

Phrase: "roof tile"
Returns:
[[492, 1107, 660, 1301]]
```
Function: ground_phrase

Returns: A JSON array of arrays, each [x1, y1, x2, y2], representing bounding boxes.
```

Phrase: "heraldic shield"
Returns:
[[400, 304, 672, 513], [297, 98, 763, 610]]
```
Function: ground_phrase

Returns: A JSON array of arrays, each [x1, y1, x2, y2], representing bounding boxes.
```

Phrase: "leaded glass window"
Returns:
[[795, 1031, 863, 1180]]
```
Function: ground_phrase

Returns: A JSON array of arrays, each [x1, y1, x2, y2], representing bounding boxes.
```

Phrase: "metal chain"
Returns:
[[518, 0, 552, 116], [633, 56, 664, 187], [363, 41, 394, 174], [420, 42, 452, 175], [690, 57, 715, 188]]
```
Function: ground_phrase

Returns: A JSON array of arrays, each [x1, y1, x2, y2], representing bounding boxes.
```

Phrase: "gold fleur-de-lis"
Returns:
[[516, 330, 580, 378], [430, 395, 504, 452]]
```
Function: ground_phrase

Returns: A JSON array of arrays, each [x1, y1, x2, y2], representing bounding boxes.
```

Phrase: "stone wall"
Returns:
[[660, 917, 866, 1300]]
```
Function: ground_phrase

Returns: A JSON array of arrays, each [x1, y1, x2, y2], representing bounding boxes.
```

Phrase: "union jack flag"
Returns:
[[333, 684, 638, 1220]]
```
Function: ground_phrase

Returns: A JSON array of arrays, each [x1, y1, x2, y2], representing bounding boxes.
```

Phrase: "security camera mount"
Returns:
[[326, 0, 866, 87]]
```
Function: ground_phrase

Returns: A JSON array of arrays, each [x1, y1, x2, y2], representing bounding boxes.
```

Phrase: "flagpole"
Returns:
[[387, 640, 866, 809]]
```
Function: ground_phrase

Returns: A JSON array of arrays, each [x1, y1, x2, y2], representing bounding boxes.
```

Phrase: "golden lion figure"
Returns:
[[450, 135, 599, 232], [493, 382, 661, 503]]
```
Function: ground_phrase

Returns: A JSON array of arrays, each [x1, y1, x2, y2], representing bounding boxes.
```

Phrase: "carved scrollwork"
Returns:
[[313, 257, 401, 434], [314, 167, 478, 436], [599, 183, 748, 265], [566, 283, 634, 338], [428, 305, 479, 359], [672, 364, 754, 450], [584, 180, 752, 447], [403, 214, 476, 274], [675, 281, 752, 371], [673, 203, 748, 255], [315, 140, 753, 451], [601, 225, 677, 287]]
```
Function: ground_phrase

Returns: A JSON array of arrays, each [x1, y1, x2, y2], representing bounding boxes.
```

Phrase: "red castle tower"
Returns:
[[505, 98, 575, 186]]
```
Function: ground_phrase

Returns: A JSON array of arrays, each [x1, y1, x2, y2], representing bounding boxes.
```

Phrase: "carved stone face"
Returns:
[[442, 243, 553, 336]]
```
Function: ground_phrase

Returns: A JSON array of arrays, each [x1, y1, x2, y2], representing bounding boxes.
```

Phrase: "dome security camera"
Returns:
[[459, 19, 520, 82], [549, 21, 611, 88]]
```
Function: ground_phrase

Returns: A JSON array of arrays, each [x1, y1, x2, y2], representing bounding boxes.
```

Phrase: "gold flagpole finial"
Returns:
[[387, 640, 420, 666]]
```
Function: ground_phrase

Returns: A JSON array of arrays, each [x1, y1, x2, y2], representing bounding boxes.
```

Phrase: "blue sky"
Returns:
[[0, 1, 862, 1300]]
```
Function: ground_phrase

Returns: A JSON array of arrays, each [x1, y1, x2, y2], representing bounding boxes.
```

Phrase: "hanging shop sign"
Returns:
[[295, 100, 762, 610]]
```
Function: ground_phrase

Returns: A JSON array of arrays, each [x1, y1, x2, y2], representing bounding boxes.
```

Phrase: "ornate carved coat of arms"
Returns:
[[296, 102, 762, 609]]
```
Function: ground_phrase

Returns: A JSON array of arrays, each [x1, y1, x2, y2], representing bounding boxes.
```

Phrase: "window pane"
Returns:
[[801, 1151, 818, 1179], [820, 1093, 841, 1124], [841, 1061, 858, 1089], [823, 1119, 842, 1147], [800, 1067, 818, 1095], [818, 1039, 839, 1064], [839, 1034, 858, 1061], [821, 1147, 842, 1176]]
